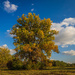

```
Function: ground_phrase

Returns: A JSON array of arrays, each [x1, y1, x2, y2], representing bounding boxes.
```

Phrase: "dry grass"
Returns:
[[0, 67, 75, 75]]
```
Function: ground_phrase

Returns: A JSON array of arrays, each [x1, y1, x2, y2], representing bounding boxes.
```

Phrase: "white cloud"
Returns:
[[0, 44, 16, 55], [31, 8, 34, 11], [32, 3, 34, 5], [54, 26, 75, 47], [51, 18, 75, 47], [3, 0, 18, 13], [3, 44, 8, 47], [10, 49, 16, 55], [63, 18, 75, 25], [0, 44, 8, 48], [62, 50, 75, 56], [6, 29, 15, 37], [52, 18, 75, 31], [7, 30, 10, 32], [67, 62, 72, 64], [50, 59, 55, 60], [61, 45, 68, 48]]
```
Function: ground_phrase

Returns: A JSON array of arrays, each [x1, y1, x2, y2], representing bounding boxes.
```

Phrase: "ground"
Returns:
[[0, 67, 75, 75]]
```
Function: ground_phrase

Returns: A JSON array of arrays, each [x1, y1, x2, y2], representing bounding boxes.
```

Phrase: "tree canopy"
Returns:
[[10, 13, 59, 64], [0, 47, 12, 68]]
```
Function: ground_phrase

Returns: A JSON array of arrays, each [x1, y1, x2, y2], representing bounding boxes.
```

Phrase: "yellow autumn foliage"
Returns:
[[10, 13, 59, 63]]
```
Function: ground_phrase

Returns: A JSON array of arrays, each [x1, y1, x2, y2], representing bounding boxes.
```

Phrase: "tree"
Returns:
[[52, 60, 67, 67], [0, 47, 12, 68], [10, 13, 59, 65]]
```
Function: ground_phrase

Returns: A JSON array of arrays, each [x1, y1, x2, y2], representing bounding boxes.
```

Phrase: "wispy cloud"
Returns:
[[51, 18, 75, 47], [7, 30, 10, 32], [32, 3, 34, 6], [6, 29, 15, 37], [0, 44, 8, 48], [62, 50, 75, 56], [3, 0, 18, 13], [3, 44, 8, 47], [31, 8, 34, 11]]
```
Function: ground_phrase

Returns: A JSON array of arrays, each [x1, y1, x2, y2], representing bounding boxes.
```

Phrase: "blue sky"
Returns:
[[0, 0, 75, 63]]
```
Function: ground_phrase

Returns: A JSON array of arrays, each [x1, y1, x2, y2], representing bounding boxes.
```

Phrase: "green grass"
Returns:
[[0, 67, 75, 75]]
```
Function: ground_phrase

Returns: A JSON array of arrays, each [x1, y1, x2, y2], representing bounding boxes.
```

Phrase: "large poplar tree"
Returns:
[[10, 13, 59, 63]]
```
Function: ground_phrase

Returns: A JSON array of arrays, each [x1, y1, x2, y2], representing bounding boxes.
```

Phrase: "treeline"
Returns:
[[7, 59, 75, 70], [52, 60, 75, 67]]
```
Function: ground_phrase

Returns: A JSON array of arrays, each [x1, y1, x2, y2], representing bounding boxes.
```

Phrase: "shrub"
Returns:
[[7, 58, 23, 70]]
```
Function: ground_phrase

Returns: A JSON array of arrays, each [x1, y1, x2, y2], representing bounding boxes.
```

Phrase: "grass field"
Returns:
[[0, 67, 75, 75]]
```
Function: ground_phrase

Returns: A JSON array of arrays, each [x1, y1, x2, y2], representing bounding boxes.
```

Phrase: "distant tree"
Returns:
[[52, 60, 68, 67], [0, 47, 12, 68], [10, 13, 59, 67]]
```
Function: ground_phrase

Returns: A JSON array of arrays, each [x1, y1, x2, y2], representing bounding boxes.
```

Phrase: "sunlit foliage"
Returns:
[[10, 13, 59, 65], [0, 47, 12, 68]]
